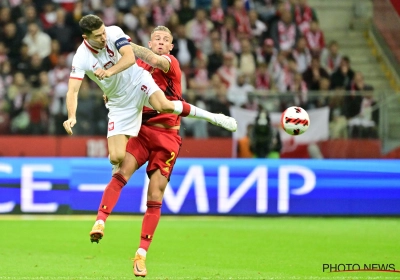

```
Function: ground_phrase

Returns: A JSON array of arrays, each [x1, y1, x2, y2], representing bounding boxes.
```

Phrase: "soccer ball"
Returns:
[[280, 106, 310, 135]]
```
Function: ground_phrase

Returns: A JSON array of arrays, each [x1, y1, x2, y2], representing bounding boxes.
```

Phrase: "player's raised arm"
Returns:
[[95, 44, 136, 79], [63, 78, 83, 135], [130, 42, 170, 73]]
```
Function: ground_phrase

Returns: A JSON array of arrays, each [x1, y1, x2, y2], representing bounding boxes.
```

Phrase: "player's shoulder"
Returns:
[[74, 42, 90, 59], [162, 54, 179, 65], [106, 25, 125, 35]]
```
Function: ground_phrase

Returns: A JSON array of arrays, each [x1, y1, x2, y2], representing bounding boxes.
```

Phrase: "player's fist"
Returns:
[[94, 68, 111, 80], [63, 118, 77, 135]]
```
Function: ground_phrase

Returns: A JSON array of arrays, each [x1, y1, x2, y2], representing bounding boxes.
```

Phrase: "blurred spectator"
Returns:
[[345, 72, 377, 138], [0, 6, 12, 29], [254, 62, 271, 90], [302, 56, 329, 90], [1, 22, 24, 64], [250, 108, 281, 158], [206, 83, 232, 137], [39, 2, 57, 29], [329, 90, 348, 139], [46, 8, 75, 53], [166, 12, 180, 32], [185, 9, 213, 50], [270, 9, 300, 51], [152, 0, 175, 26], [294, 0, 317, 33], [170, 24, 197, 70], [237, 124, 255, 158], [17, 4, 43, 35], [188, 57, 210, 96], [220, 15, 240, 52], [269, 50, 289, 92], [304, 20, 325, 57], [217, 52, 238, 88], [289, 72, 308, 108], [330, 56, 355, 90], [22, 22, 51, 59], [291, 36, 311, 73], [0, 98, 11, 134], [207, 38, 224, 78], [74, 79, 96, 135], [257, 38, 277, 65], [180, 90, 208, 138], [102, 0, 118, 26], [123, 5, 139, 32], [136, 14, 151, 46], [25, 88, 49, 135], [209, 0, 225, 28], [236, 39, 257, 77], [227, 73, 254, 107], [177, 0, 196, 25], [7, 72, 31, 134], [253, 0, 277, 23], [248, 10, 267, 44], [27, 54, 50, 88], [0, 42, 8, 66], [48, 39, 62, 69], [0, 61, 13, 98], [309, 76, 330, 108], [15, 44, 31, 75], [229, 0, 251, 34], [320, 40, 342, 75]]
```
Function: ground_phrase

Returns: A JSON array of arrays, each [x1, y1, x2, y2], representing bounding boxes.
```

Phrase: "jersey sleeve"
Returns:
[[70, 53, 86, 80], [162, 54, 179, 77], [107, 26, 131, 51]]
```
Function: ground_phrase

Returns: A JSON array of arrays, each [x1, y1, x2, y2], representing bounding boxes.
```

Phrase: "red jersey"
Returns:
[[137, 54, 183, 126]]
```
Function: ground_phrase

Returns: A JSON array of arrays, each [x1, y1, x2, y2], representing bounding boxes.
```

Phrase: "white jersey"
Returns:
[[70, 25, 146, 107]]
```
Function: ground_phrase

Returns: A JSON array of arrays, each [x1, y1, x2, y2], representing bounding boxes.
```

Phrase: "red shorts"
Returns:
[[126, 125, 182, 180]]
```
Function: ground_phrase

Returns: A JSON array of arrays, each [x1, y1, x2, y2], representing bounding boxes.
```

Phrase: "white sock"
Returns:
[[137, 248, 147, 257], [171, 101, 216, 122], [94, 220, 105, 226]]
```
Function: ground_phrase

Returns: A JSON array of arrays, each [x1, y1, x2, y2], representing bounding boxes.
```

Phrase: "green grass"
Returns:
[[0, 216, 400, 279]]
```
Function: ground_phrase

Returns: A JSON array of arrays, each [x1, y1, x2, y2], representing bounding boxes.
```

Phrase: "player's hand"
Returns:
[[63, 118, 77, 135], [94, 68, 111, 80]]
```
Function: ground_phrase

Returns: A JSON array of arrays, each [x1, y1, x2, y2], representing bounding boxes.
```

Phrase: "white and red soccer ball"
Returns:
[[281, 106, 310, 136]]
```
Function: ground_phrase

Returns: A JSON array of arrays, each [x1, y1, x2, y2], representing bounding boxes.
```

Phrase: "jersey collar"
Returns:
[[83, 40, 101, 54]]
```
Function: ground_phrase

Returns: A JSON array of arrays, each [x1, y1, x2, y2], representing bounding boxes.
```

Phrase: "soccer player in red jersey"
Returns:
[[89, 26, 213, 277]]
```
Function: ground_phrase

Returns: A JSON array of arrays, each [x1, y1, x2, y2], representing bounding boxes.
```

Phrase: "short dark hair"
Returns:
[[79, 15, 104, 35]]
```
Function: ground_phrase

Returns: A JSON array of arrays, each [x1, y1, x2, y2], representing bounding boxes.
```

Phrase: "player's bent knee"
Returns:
[[109, 152, 125, 165]]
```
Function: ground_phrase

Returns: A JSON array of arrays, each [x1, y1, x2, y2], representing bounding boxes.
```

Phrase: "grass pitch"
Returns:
[[0, 216, 399, 280]]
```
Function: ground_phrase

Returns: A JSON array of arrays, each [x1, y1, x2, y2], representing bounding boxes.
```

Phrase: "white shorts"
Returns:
[[107, 71, 160, 138]]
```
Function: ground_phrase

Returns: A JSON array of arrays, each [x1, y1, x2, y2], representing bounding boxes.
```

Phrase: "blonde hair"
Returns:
[[151, 26, 173, 41]]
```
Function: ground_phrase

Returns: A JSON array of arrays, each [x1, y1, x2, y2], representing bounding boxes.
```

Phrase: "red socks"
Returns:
[[139, 201, 162, 251], [96, 173, 127, 222]]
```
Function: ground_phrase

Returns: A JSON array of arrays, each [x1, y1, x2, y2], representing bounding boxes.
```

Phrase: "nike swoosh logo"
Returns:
[[135, 262, 143, 273], [93, 62, 98, 68]]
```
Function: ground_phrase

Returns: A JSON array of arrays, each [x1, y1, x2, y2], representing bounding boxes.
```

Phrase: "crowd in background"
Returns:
[[0, 0, 379, 139]]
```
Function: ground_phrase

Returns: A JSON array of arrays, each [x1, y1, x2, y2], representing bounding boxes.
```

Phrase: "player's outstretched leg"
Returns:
[[132, 248, 147, 277], [209, 113, 238, 132], [171, 101, 238, 132], [90, 220, 104, 243]]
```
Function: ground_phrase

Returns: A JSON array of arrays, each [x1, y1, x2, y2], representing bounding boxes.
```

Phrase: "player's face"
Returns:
[[84, 25, 107, 49], [149, 31, 173, 55]]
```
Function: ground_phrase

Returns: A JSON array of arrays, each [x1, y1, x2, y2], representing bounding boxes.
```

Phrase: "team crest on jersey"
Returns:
[[103, 61, 115, 70], [141, 85, 148, 94], [108, 122, 114, 131]]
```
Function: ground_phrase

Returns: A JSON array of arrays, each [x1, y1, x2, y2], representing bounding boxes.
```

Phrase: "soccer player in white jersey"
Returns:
[[63, 15, 237, 170]]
